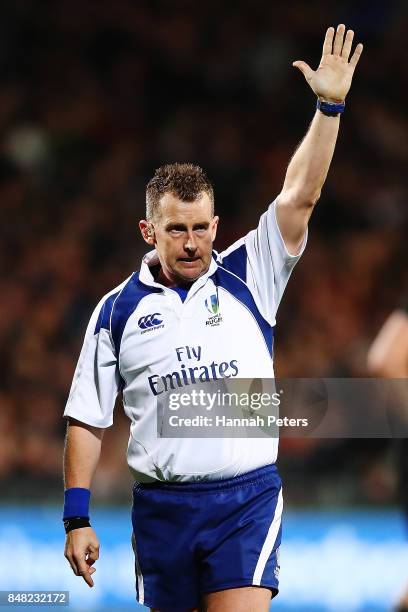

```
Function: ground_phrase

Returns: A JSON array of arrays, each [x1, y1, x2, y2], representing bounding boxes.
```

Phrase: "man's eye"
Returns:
[[170, 228, 184, 234]]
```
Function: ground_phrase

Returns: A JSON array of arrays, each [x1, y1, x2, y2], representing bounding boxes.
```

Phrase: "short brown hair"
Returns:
[[146, 163, 214, 220]]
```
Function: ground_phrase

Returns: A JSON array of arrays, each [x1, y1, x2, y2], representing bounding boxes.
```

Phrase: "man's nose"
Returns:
[[184, 233, 197, 252]]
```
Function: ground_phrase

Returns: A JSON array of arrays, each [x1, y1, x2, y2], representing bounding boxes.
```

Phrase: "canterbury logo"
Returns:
[[138, 313, 163, 329]]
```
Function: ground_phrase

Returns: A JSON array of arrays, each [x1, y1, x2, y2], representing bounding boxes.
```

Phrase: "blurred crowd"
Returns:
[[0, 0, 406, 505]]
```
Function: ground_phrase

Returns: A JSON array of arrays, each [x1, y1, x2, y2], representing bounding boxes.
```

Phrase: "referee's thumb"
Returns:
[[292, 61, 314, 82]]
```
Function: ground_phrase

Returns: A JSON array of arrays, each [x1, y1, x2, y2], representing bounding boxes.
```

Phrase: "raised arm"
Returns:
[[276, 24, 363, 253]]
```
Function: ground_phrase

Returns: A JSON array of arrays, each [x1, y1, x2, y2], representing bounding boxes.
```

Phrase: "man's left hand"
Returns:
[[293, 24, 363, 103]]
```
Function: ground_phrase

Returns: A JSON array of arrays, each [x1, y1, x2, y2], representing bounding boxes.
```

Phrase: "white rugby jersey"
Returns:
[[64, 200, 306, 482]]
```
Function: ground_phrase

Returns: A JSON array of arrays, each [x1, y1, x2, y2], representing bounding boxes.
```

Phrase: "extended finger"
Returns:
[[73, 553, 94, 587], [349, 43, 363, 68], [77, 564, 94, 588], [322, 26, 334, 56], [333, 24, 345, 56], [341, 29, 354, 60]]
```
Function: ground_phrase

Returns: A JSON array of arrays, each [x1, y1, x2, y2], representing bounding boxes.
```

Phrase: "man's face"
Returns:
[[139, 191, 219, 285]]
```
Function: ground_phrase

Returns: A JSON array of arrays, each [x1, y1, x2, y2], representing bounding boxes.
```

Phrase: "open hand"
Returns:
[[293, 24, 363, 103]]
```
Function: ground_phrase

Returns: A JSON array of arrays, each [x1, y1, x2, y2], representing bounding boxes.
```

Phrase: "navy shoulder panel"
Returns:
[[94, 291, 121, 335], [213, 266, 274, 358], [217, 243, 247, 283], [110, 272, 162, 357]]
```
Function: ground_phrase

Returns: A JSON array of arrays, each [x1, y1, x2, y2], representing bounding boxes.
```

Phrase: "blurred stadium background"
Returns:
[[0, 1, 407, 610]]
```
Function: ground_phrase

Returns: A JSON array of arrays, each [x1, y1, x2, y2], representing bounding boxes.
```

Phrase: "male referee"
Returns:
[[63, 25, 362, 612]]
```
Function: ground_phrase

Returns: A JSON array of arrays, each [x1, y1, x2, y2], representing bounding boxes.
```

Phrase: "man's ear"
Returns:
[[211, 216, 219, 242], [139, 220, 155, 245]]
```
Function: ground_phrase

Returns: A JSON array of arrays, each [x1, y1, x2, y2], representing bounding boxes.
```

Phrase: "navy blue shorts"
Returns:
[[131, 464, 283, 611]]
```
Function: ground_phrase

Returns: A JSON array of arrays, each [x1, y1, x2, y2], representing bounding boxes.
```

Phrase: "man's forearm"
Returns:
[[276, 110, 341, 253], [64, 419, 104, 489], [282, 110, 340, 205]]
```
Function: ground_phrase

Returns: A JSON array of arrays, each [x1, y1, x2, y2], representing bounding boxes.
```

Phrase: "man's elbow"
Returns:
[[300, 189, 321, 208], [281, 187, 321, 210]]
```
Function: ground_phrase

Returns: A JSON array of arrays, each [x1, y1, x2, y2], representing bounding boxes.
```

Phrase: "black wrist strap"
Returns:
[[63, 516, 91, 534]]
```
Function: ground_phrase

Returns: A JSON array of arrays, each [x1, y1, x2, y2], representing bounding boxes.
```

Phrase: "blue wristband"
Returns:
[[63, 488, 91, 520], [316, 98, 345, 117]]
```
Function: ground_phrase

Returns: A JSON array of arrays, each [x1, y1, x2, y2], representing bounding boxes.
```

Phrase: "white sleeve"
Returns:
[[217, 199, 307, 324], [63, 297, 121, 428]]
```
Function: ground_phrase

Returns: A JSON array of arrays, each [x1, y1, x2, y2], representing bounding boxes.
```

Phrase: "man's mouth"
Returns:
[[178, 257, 200, 263]]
